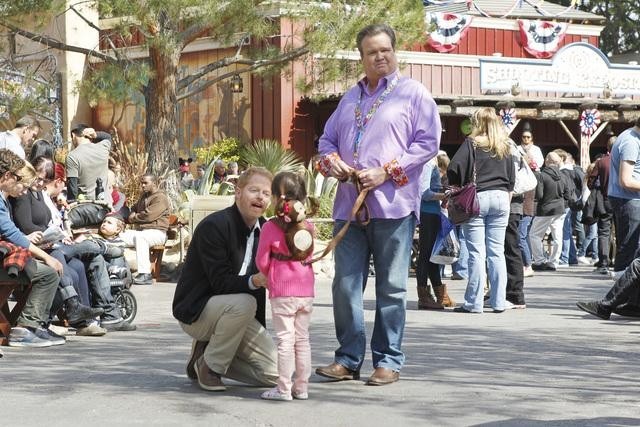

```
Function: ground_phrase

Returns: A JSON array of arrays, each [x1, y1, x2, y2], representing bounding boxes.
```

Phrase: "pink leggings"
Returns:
[[270, 296, 314, 396]]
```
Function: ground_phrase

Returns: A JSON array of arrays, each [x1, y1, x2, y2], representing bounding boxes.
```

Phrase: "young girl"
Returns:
[[256, 171, 315, 401]]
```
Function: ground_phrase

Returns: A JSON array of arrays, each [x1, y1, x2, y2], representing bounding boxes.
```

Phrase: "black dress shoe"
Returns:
[[453, 306, 473, 313], [576, 301, 611, 320], [133, 273, 153, 285]]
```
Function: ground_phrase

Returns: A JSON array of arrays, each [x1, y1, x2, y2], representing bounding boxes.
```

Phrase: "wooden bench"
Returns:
[[0, 280, 32, 346], [149, 215, 185, 281]]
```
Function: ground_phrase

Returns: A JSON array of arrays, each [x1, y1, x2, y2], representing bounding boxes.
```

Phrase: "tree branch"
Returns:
[[0, 21, 118, 64], [69, 5, 125, 63], [176, 46, 309, 101]]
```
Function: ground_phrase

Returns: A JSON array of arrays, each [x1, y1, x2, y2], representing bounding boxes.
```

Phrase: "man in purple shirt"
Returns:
[[315, 24, 441, 386]]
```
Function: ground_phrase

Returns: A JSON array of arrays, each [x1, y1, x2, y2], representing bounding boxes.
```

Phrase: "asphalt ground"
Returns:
[[1, 265, 639, 426]]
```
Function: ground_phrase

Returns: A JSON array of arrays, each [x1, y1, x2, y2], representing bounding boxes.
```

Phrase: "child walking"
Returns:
[[256, 171, 315, 401]]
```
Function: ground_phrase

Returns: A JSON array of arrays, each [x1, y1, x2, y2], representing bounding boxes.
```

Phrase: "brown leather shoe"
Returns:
[[186, 340, 208, 380], [315, 362, 360, 381], [367, 367, 399, 386], [195, 356, 226, 391], [417, 286, 444, 310]]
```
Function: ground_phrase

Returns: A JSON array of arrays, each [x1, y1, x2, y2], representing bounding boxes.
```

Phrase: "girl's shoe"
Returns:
[[261, 387, 292, 401], [292, 390, 309, 400]]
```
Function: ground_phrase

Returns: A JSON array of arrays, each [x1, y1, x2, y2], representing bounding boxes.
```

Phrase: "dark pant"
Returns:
[[602, 258, 640, 308], [610, 197, 640, 272], [9, 261, 59, 329], [505, 213, 525, 305], [417, 212, 443, 288], [597, 198, 613, 267]]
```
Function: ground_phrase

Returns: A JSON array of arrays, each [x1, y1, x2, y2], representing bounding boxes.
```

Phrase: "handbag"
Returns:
[[513, 155, 538, 195], [446, 143, 479, 225], [430, 213, 460, 265]]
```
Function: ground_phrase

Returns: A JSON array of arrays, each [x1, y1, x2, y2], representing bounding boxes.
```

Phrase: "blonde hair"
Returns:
[[17, 161, 38, 186], [469, 107, 510, 159], [237, 166, 273, 188], [436, 153, 450, 171]]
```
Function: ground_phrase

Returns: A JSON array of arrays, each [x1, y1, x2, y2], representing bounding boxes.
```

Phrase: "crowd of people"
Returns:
[[0, 117, 175, 347], [3, 22, 638, 401]]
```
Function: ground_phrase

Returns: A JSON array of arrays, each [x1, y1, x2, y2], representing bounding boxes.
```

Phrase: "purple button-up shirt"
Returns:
[[318, 71, 441, 220]]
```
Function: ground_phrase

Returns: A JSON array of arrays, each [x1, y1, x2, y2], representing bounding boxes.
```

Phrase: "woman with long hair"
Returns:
[[447, 108, 515, 313]]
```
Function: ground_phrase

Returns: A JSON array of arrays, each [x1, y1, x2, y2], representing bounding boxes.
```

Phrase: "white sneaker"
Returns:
[[523, 266, 534, 277], [576, 256, 591, 265], [261, 387, 292, 401], [292, 390, 309, 400]]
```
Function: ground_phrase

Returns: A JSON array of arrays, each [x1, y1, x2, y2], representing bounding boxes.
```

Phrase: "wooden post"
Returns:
[[579, 133, 591, 171]]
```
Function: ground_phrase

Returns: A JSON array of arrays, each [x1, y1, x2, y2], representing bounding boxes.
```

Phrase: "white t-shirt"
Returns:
[[0, 131, 25, 159]]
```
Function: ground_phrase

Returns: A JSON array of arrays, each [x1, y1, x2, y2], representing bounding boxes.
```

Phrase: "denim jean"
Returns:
[[332, 215, 415, 372], [461, 190, 510, 312], [518, 215, 533, 267], [583, 223, 598, 260], [610, 196, 640, 273], [452, 226, 468, 278], [560, 208, 578, 264], [84, 254, 120, 321]]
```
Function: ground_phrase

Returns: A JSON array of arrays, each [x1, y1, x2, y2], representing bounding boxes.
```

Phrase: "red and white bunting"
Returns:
[[517, 19, 568, 59], [580, 109, 601, 137], [426, 12, 473, 53]]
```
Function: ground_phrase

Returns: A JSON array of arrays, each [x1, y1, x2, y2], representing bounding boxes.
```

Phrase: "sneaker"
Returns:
[[103, 320, 137, 332], [48, 324, 69, 337], [76, 323, 107, 336], [556, 262, 570, 268], [450, 272, 465, 280], [542, 262, 556, 271], [195, 356, 226, 391], [35, 326, 66, 346], [8, 327, 52, 347], [133, 273, 153, 286], [576, 256, 591, 265], [261, 387, 293, 401], [108, 265, 129, 279], [292, 390, 309, 400], [531, 263, 547, 272], [595, 266, 609, 275], [523, 266, 534, 277]]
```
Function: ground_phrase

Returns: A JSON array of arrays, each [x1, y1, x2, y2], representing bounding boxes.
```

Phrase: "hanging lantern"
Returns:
[[231, 74, 243, 93]]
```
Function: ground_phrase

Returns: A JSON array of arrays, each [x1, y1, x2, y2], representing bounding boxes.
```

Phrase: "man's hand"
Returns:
[[82, 128, 97, 139], [330, 158, 355, 182], [128, 212, 136, 223], [44, 255, 64, 276], [357, 167, 388, 190], [27, 231, 44, 245], [251, 272, 268, 288]]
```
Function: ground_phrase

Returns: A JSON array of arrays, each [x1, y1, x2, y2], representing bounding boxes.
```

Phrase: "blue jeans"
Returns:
[[461, 190, 510, 312], [332, 215, 415, 372], [610, 197, 640, 272], [452, 226, 468, 278], [583, 223, 598, 260], [518, 215, 533, 267], [560, 207, 577, 264]]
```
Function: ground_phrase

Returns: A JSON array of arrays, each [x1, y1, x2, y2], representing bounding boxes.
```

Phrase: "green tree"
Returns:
[[556, 0, 640, 55], [0, 1, 426, 177]]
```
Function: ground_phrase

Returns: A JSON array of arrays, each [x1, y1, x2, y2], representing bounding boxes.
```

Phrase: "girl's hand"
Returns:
[[27, 231, 44, 244], [251, 272, 268, 288]]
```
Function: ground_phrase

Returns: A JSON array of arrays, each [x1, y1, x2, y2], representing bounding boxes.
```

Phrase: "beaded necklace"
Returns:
[[353, 74, 399, 163]]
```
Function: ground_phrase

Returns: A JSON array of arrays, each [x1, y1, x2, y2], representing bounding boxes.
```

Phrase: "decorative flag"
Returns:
[[500, 108, 517, 131], [580, 109, 601, 136], [426, 12, 473, 53], [517, 19, 568, 59]]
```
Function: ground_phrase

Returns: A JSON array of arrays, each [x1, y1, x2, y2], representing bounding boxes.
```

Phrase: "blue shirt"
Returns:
[[608, 127, 640, 200], [0, 194, 30, 248], [420, 162, 442, 214]]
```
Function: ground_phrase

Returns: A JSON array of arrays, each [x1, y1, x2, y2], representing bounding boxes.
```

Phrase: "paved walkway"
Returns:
[[1, 266, 639, 426]]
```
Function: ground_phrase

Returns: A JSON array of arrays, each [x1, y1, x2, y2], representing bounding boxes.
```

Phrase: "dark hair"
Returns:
[[0, 148, 26, 176], [272, 171, 307, 202], [32, 156, 55, 181], [356, 24, 396, 55], [15, 115, 41, 130], [70, 123, 89, 137], [28, 139, 54, 164], [142, 173, 158, 184]]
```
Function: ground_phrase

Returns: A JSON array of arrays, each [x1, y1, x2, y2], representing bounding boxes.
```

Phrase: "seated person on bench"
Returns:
[[122, 174, 171, 286]]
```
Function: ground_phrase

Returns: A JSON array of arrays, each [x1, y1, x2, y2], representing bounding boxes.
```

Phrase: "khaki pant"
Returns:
[[179, 294, 277, 386]]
